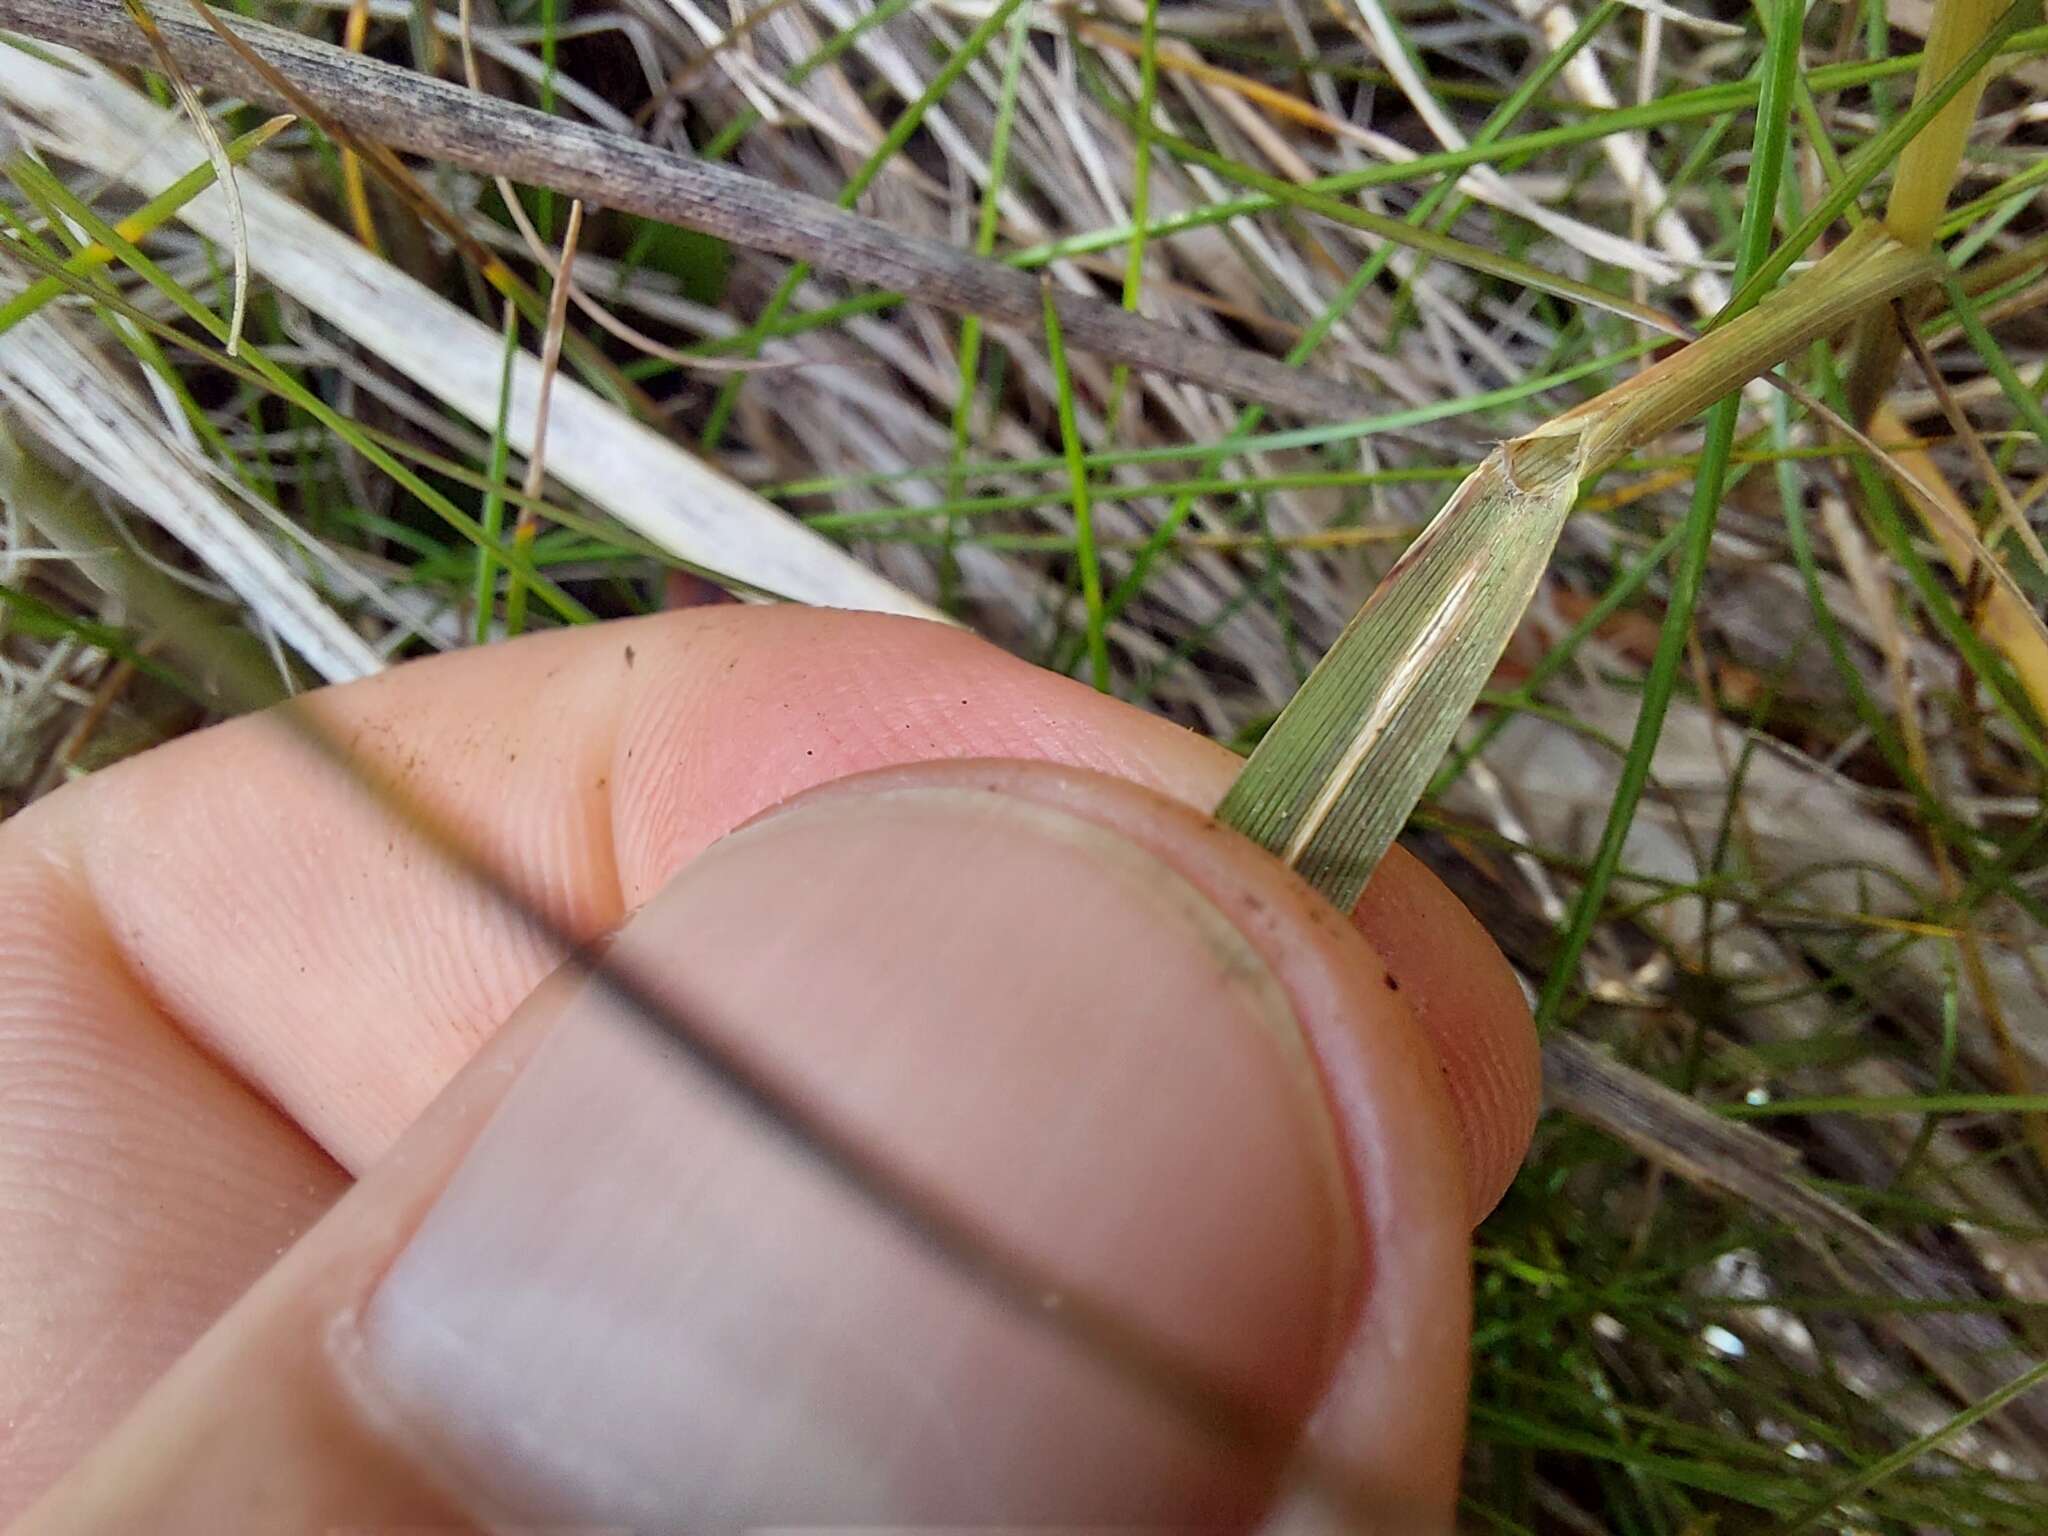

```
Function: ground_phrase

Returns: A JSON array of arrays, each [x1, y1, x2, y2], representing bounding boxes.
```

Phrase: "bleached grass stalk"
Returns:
[[118, 0, 252, 351], [0, 42, 939, 619], [504, 197, 582, 639], [0, 307, 382, 682]]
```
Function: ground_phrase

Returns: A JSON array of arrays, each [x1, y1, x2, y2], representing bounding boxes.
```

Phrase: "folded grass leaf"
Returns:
[[1220, 224, 1939, 907]]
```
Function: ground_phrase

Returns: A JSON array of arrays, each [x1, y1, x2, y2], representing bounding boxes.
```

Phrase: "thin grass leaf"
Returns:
[[1128, 118, 1687, 337], [1042, 282, 1110, 693], [118, 0, 250, 351], [0, 113, 287, 340], [1776, 1355, 2048, 1532], [939, 0, 1030, 610], [1101, 0, 1160, 434], [473, 298, 518, 646]]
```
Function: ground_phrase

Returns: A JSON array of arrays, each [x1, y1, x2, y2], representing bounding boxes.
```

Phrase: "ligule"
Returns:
[[1221, 225, 1941, 905]]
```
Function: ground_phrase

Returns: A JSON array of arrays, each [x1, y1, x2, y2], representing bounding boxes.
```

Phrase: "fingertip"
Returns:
[[1351, 849, 1541, 1223]]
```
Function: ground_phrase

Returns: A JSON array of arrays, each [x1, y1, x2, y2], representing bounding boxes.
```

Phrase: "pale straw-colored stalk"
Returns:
[[1846, 0, 2012, 422]]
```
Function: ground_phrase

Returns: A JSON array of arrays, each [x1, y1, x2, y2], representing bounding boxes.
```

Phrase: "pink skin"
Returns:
[[0, 608, 1539, 1526]]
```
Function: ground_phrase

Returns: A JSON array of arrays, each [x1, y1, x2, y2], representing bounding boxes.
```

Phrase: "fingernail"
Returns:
[[357, 778, 1355, 1529]]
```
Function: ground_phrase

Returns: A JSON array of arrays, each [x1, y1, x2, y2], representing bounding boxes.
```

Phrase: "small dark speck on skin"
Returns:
[[1384, 973, 1402, 993], [624, 645, 635, 668]]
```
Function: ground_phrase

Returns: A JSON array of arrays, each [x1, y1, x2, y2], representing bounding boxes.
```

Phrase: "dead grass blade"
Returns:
[[1545, 1032, 2048, 1444], [0, 309, 381, 681], [115, 0, 250, 352], [4, 0, 1391, 423], [0, 41, 941, 618]]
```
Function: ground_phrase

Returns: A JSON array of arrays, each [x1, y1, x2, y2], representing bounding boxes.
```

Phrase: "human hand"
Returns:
[[1, 608, 1538, 1532]]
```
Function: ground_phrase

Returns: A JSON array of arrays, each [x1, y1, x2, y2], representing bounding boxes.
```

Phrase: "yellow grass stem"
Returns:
[[339, 0, 384, 256], [1847, 0, 2013, 421], [1889, 0, 2012, 246]]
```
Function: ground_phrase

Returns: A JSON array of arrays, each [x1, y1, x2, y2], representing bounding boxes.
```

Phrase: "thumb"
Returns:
[[19, 762, 1473, 1533]]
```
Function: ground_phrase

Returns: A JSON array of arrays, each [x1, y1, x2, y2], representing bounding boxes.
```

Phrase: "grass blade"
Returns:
[[1530, 0, 1806, 1024], [473, 298, 519, 646], [1216, 434, 1584, 905], [1042, 283, 1111, 692], [118, 0, 250, 351], [0, 113, 287, 340], [1220, 220, 1932, 908]]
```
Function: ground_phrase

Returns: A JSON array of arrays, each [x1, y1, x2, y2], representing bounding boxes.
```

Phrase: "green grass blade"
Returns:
[[1533, 0, 1806, 1024], [1720, 0, 2038, 317], [0, 114, 288, 340], [1216, 433, 1584, 906], [1, 160, 591, 623], [472, 299, 520, 645], [940, 0, 1032, 610], [1042, 283, 1110, 692], [1101, 0, 1161, 432]]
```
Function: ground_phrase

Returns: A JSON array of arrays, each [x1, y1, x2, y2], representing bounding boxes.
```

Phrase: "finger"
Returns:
[[0, 853, 344, 1510], [19, 763, 1469, 1534], [3, 609, 1534, 1507], [21, 609, 1535, 1191]]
